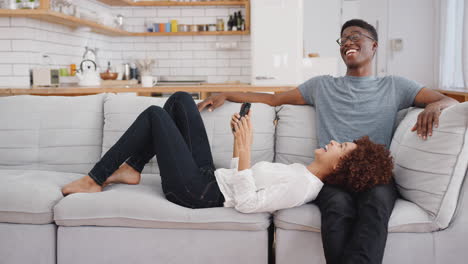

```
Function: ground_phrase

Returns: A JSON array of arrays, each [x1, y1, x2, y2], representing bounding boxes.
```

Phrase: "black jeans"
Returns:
[[315, 182, 397, 264], [88, 91, 224, 209]]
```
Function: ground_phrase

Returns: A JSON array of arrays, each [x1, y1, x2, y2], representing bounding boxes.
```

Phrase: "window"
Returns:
[[440, 0, 466, 89]]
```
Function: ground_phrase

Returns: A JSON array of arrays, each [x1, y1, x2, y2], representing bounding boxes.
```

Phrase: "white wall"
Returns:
[[0, 1, 251, 87], [0, 0, 110, 86], [352, 0, 437, 88], [303, 0, 341, 58], [112, 5, 250, 83], [303, 0, 438, 88], [386, 0, 436, 89]]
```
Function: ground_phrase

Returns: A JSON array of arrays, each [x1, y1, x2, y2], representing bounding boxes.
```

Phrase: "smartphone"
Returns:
[[233, 103, 251, 132], [239, 103, 251, 118]]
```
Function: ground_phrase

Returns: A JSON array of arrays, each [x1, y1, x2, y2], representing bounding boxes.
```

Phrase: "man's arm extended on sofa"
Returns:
[[197, 88, 308, 112]]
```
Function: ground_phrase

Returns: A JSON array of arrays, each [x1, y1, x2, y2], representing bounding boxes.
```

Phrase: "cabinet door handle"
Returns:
[[255, 76, 276, 80]]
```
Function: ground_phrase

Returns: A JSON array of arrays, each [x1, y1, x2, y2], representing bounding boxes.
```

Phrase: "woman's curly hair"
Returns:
[[325, 136, 394, 192]]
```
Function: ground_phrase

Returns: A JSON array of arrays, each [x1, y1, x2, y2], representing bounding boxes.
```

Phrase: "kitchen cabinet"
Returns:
[[251, 0, 303, 86], [0, 0, 250, 36]]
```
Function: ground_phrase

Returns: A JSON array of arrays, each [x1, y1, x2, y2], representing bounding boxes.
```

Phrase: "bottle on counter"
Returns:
[[106, 61, 111, 73], [130, 63, 137, 80], [70, 64, 76, 76], [122, 63, 130, 80]]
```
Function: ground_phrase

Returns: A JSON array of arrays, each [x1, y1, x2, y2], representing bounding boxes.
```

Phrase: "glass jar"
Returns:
[[216, 18, 224, 31]]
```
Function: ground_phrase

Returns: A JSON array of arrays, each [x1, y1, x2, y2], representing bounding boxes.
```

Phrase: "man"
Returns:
[[197, 19, 458, 264]]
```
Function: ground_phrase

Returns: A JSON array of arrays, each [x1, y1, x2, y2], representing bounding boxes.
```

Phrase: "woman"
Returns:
[[62, 92, 393, 213]]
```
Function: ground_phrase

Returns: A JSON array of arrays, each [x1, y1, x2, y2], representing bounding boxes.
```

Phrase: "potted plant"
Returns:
[[15, 0, 24, 9], [16, 0, 37, 9]]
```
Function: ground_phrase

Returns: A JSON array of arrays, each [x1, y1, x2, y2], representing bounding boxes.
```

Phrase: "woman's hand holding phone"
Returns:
[[232, 111, 253, 151], [230, 104, 253, 171]]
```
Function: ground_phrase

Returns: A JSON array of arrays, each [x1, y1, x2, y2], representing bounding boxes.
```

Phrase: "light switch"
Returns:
[[391, 39, 403, 52]]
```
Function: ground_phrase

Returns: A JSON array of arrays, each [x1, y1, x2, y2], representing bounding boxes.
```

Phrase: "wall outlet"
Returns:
[[214, 42, 238, 50]]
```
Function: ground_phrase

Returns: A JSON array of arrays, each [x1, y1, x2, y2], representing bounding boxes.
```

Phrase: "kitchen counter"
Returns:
[[0, 84, 297, 99]]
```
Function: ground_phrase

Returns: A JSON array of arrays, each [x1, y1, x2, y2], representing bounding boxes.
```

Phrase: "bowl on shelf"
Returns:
[[100, 72, 118, 80]]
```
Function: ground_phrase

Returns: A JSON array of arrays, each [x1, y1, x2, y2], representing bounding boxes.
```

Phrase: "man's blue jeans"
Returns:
[[315, 182, 397, 264], [88, 91, 224, 209]]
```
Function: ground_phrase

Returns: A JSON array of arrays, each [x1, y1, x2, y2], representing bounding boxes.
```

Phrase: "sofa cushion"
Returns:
[[275, 104, 318, 165], [274, 198, 434, 233], [274, 105, 409, 166], [390, 103, 468, 229], [54, 174, 270, 231], [102, 94, 275, 174], [0, 170, 82, 224], [0, 94, 105, 174]]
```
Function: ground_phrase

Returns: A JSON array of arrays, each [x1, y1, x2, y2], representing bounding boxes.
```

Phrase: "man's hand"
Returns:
[[197, 93, 227, 112], [411, 103, 441, 140]]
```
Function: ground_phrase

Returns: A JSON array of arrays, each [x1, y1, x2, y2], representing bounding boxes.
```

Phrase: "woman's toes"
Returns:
[[61, 175, 102, 196]]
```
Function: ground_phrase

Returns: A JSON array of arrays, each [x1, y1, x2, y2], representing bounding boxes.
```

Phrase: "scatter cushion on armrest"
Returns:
[[390, 103, 468, 229]]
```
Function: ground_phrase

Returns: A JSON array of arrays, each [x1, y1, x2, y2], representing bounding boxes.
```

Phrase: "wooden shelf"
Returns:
[[0, 9, 131, 36], [0, 9, 250, 36], [132, 30, 249, 36], [0, 0, 250, 36], [97, 0, 248, 7], [97, 0, 251, 32]]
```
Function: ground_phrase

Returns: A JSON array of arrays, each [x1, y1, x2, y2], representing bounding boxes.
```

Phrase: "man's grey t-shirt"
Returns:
[[298, 75, 424, 148]]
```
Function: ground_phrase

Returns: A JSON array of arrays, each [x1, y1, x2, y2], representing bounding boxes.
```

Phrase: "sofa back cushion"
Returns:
[[0, 94, 105, 174], [390, 102, 468, 229], [102, 94, 276, 174], [275, 104, 318, 165]]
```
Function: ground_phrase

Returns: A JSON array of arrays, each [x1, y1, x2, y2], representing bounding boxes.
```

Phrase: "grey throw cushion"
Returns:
[[0, 94, 106, 174], [390, 103, 468, 229], [102, 94, 276, 174]]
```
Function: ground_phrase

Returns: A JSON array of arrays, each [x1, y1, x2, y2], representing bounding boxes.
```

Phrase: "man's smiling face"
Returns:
[[339, 26, 378, 69]]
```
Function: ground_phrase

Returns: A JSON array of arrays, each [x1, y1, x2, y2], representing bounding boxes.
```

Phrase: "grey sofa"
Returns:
[[0, 93, 466, 264]]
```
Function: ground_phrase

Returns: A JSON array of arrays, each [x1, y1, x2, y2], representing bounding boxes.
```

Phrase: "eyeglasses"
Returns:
[[336, 32, 376, 46]]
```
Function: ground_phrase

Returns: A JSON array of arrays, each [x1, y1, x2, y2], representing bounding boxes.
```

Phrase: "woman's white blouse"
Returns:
[[214, 158, 324, 214]]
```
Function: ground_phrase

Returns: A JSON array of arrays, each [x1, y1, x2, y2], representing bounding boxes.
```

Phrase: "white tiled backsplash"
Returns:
[[0, 0, 251, 87]]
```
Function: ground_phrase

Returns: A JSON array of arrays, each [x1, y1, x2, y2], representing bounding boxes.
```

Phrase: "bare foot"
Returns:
[[102, 163, 141, 188], [61, 175, 102, 196]]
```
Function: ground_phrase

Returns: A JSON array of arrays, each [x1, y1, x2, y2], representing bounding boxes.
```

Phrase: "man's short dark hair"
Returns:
[[341, 19, 378, 42]]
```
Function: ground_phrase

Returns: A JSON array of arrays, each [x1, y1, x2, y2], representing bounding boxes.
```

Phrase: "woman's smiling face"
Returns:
[[314, 140, 357, 170]]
